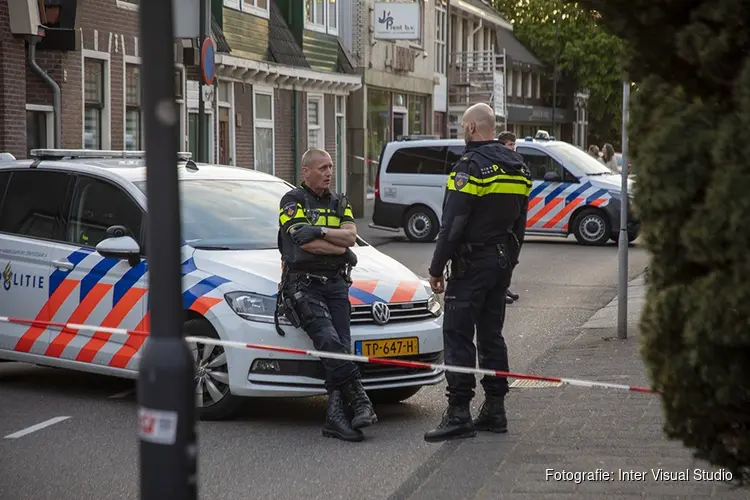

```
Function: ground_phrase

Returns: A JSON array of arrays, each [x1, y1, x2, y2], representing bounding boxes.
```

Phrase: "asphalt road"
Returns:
[[0, 234, 650, 500]]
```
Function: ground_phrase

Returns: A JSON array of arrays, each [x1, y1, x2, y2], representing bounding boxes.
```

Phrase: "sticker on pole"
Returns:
[[138, 407, 178, 445]]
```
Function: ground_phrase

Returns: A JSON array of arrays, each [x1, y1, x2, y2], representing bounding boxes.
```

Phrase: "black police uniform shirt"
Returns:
[[428, 140, 532, 277], [278, 183, 356, 272]]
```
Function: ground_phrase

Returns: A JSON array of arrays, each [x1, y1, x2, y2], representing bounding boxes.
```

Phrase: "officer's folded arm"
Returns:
[[300, 238, 347, 255], [289, 224, 348, 255], [321, 222, 357, 247]]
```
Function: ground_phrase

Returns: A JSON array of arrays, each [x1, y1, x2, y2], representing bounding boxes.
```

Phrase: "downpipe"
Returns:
[[27, 36, 62, 148]]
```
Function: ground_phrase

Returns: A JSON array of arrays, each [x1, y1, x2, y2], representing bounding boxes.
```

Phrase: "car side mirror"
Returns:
[[96, 235, 142, 267], [543, 171, 562, 182]]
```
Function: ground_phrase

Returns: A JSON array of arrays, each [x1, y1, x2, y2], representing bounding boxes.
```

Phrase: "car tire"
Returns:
[[571, 208, 611, 246], [184, 317, 244, 421], [403, 206, 439, 242], [367, 386, 422, 405]]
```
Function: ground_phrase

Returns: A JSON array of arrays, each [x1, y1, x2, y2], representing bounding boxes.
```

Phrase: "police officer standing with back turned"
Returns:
[[424, 103, 532, 443], [497, 130, 523, 305], [277, 147, 378, 443]]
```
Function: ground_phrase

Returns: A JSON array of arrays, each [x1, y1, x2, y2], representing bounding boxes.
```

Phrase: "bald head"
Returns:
[[461, 103, 496, 143], [300, 147, 333, 194]]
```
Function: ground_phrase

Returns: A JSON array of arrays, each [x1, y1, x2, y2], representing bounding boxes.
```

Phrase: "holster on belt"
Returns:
[[275, 263, 300, 335], [450, 244, 472, 279]]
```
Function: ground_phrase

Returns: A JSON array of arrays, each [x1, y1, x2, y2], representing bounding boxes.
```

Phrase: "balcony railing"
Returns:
[[448, 50, 506, 111]]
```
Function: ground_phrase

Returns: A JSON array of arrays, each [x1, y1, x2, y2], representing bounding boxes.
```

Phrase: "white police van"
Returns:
[[371, 135, 639, 245], [0, 149, 445, 420]]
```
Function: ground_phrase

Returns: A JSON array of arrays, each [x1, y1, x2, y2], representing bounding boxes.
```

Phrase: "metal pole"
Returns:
[[551, 14, 559, 135], [198, 0, 206, 162], [444, 0, 451, 139], [617, 80, 630, 339], [138, 0, 198, 498], [503, 48, 508, 131]]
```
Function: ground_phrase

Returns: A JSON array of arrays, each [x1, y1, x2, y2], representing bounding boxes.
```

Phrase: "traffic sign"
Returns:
[[201, 37, 215, 86]]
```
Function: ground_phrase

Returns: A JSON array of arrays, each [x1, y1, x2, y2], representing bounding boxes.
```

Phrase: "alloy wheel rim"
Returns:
[[189, 341, 230, 408]]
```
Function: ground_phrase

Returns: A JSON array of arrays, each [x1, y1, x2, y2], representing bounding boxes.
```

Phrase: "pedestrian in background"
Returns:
[[587, 145, 600, 160], [424, 104, 532, 442], [277, 148, 377, 443], [601, 143, 618, 173], [497, 130, 524, 305]]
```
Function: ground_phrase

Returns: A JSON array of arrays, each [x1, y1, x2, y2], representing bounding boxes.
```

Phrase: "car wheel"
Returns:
[[367, 386, 422, 405], [403, 206, 439, 242], [571, 208, 611, 246], [184, 318, 244, 421]]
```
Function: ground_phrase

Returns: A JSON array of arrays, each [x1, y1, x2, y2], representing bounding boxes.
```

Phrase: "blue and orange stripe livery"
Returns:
[[348, 280, 420, 305], [14, 248, 229, 368]]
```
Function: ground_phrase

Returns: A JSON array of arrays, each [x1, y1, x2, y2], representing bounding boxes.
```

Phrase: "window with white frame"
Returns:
[[224, 0, 268, 17], [305, 0, 338, 35], [26, 104, 54, 155], [217, 81, 234, 165], [84, 58, 107, 149], [307, 95, 324, 150], [526, 71, 532, 98], [507, 69, 513, 96], [253, 88, 274, 175], [116, 0, 138, 10], [435, 0, 447, 74], [125, 64, 142, 151], [335, 96, 346, 191], [174, 68, 186, 150]]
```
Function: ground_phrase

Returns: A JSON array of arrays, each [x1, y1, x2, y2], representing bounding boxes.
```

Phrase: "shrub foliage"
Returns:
[[572, 0, 750, 482]]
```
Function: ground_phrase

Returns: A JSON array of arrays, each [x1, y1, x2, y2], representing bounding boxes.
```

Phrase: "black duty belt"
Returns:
[[288, 268, 345, 283]]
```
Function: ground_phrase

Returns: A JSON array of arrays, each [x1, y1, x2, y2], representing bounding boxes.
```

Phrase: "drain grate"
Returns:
[[510, 379, 563, 389]]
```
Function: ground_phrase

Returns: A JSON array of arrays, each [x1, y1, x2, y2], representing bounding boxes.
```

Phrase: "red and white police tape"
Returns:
[[0, 315, 657, 394], [349, 154, 379, 164]]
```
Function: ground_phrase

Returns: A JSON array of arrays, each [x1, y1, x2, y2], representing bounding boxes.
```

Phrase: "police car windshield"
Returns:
[[133, 179, 291, 250], [546, 143, 613, 175]]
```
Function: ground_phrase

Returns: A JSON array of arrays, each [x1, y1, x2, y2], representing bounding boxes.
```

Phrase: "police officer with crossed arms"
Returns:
[[424, 103, 532, 442], [277, 147, 377, 443]]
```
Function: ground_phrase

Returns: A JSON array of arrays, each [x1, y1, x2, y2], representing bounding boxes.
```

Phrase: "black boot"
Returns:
[[343, 379, 378, 429], [322, 389, 364, 442], [507, 289, 519, 301], [473, 397, 508, 433], [505, 295, 514, 304], [424, 403, 476, 442]]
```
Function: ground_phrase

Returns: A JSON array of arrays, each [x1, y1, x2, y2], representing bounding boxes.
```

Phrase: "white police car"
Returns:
[[0, 149, 444, 420], [372, 135, 639, 245]]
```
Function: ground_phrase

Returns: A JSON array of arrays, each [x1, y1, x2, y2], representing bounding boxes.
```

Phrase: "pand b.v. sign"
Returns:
[[373, 2, 421, 40]]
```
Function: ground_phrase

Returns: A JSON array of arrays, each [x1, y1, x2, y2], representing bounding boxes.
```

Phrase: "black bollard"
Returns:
[[137, 0, 198, 498]]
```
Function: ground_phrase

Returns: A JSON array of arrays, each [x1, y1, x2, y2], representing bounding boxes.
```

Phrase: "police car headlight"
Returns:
[[422, 281, 443, 317], [224, 291, 289, 325]]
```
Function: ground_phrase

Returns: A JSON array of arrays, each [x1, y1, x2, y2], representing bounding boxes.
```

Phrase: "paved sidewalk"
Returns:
[[355, 217, 405, 247], [398, 273, 747, 499]]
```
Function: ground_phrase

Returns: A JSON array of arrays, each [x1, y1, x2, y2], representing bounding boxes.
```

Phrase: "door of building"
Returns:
[[393, 111, 407, 140]]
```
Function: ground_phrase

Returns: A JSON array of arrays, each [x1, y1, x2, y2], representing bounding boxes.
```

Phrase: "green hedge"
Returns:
[[571, 0, 750, 482]]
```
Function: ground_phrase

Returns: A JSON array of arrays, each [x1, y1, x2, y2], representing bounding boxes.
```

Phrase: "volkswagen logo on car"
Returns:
[[371, 301, 391, 325]]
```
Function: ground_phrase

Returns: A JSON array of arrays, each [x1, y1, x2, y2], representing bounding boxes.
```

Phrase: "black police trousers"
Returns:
[[285, 273, 360, 392], [443, 248, 512, 406]]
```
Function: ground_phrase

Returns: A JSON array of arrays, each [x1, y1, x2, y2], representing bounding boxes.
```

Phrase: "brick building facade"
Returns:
[[0, 0, 361, 191]]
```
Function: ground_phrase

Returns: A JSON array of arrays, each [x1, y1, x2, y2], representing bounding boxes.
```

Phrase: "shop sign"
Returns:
[[373, 2, 421, 40]]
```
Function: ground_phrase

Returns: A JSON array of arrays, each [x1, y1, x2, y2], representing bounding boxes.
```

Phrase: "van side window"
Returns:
[[516, 147, 563, 181], [386, 146, 448, 175], [445, 146, 465, 172], [0, 170, 72, 240], [67, 176, 144, 248]]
